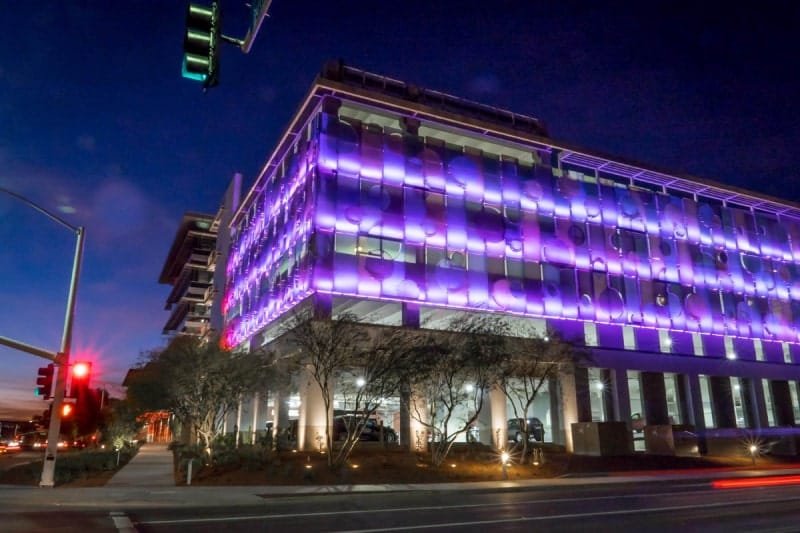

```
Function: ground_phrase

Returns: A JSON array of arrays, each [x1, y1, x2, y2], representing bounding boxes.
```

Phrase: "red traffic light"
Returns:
[[73, 362, 91, 379], [67, 361, 92, 399]]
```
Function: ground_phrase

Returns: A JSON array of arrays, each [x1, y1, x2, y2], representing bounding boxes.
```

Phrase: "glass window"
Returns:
[[524, 261, 542, 280], [783, 342, 793, 364], [627, 370, 645, 451], [426, 247, 446, 266], [623, 326, 636, 350], [754, 339, 765, 362], [506, 258, 523, 279], [664, 373, 682, 424], [487, 256, 505, 275], [335, 233, 357, 255], [382, 239, 402, 261], [588, 368, 607, 422], [467, 252, 486, 272], [699, 375, 715, 428], [692, 333, 704, 356], [357, 235, 382, 256], [403, 244, 419, 264], [724, 336, 736, 359], [584, 322, 598, 347], [790, 383, 800, 423], [730, 377, 747, 428], [762, 379, 776, 426], [658, 330, 672, 353]]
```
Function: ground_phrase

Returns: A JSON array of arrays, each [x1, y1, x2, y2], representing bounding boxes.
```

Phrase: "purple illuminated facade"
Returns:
[[223, 64, 800, 453]]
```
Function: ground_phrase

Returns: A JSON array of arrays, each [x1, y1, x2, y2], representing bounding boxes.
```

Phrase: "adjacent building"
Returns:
[[159, 212, 217, 338], [159, 174, 242, 340], [221, 62, 800, 454]]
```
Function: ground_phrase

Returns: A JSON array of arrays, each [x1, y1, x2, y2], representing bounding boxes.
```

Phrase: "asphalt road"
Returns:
[[125, 480, 800, 532], [3, 476, 800, 531], [0, 450, 39, 471]]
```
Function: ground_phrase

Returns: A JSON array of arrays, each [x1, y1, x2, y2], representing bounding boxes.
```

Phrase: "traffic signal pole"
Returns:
[[0, 186, 85, 488], [40, 227, 84, 487]]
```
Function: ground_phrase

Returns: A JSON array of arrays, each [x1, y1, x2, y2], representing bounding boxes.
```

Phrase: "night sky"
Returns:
[[1, 1, 799, 418]]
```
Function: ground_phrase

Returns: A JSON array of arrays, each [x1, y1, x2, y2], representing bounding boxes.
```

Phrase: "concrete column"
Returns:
[[408, 387, 428, 453], [710, 376, 736, 428], [399, 382, 412, 450], [400, 302, 419, 451], [558, 369, 578, 452], [677, 374, 692, 425], [251, 392, 260, 445], [772, 380, 795, 426], [750, 378, 769, 428], [740, 378, 760, 428], [641, 372, 669, 425], [601, 368, 616, 420], [235, 398, 243, 448], [612, 368, 632, 428], [487, 386, 507, 449], [273, 388, 291, 445], [298, 366, 330, 452], [548, 377, 561, 445], [271, 390, 281, 434], [314, 293, 332, 319], [573, 367, 591, 422]]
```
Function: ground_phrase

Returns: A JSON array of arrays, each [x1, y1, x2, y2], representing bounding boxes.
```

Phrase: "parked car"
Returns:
[[333, 416, 397, 443], [631, 413, 645, 433], [508, 417, 545, 442]]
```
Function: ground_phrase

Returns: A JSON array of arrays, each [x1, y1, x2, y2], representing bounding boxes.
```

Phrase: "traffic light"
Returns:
[[61, 403, 73, 418], [67, 361, 92, 399], [35, 364, 54, 399], [181, 2, 220, 89]]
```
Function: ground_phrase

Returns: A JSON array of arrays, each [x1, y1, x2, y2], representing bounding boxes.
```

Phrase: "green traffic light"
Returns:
[[181, 2, 220, 88]]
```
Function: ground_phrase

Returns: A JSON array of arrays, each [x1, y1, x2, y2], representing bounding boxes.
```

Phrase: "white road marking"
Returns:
[[336, 495, 800, 532], [110, 511, 137, 532], [140, 487, 800, 526]]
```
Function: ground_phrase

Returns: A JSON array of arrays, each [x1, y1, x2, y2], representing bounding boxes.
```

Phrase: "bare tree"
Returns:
[[284, 312, 420, 469], [409, 314, 509, 467], [497, 329, 582, 462]]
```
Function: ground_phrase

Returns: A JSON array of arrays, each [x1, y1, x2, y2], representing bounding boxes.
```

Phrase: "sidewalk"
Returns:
[[3, 445, 800, 512], [105, 443, 174, 487]]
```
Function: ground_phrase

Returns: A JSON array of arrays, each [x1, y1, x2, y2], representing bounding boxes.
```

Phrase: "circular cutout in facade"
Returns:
[[568, 224, 586, 246]]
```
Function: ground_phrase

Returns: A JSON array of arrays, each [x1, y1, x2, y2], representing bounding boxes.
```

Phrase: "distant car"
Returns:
[[508, 418, 545, 443], [0, 437, 21, 453], [333, 416, 397, 443]]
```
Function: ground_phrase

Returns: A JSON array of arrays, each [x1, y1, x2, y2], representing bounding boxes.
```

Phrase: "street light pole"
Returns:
[[0, 186, 85, 488]]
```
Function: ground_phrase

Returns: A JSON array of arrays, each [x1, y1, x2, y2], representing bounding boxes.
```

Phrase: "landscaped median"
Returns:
[[168, 440, 781, 486], [0, 444, 139, 487]]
